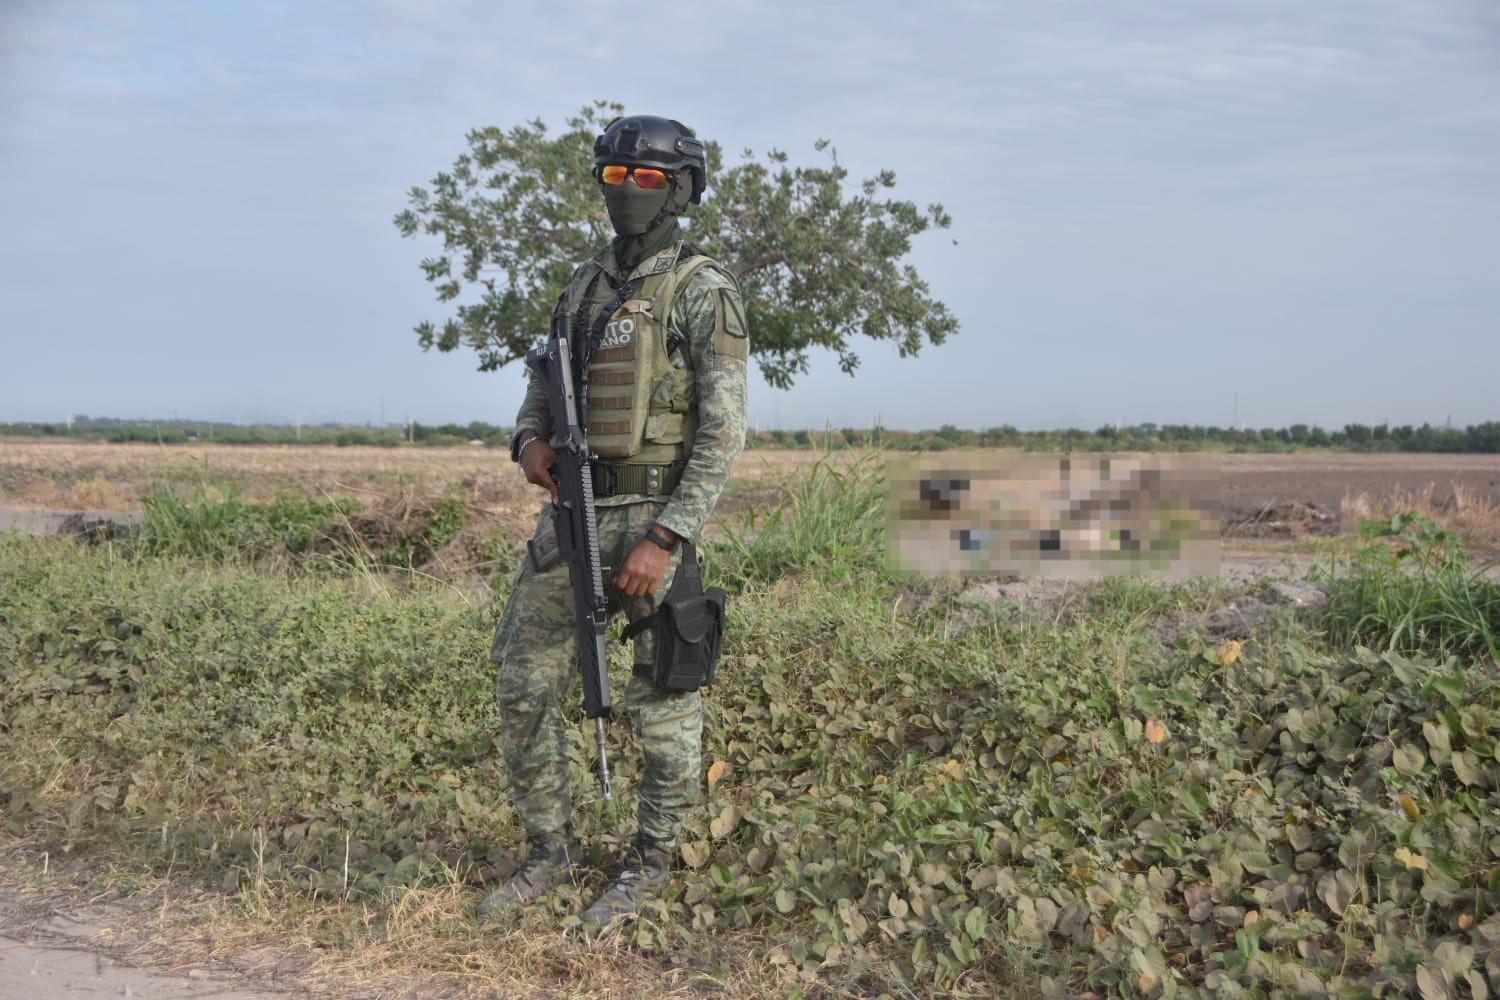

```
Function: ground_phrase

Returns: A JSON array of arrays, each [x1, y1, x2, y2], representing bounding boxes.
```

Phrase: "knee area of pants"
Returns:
[[495, 664, 552, 710], [633, 702, 702, 739]]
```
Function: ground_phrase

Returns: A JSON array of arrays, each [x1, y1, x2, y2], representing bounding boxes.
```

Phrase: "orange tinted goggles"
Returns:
[[599, 164, 673, 190]]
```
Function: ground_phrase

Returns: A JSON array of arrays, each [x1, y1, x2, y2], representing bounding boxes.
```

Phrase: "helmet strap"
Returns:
[[644, 175, 682, 232]]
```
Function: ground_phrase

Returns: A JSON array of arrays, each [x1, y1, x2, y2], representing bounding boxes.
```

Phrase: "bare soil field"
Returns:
[[2, 441, 1497, 542]]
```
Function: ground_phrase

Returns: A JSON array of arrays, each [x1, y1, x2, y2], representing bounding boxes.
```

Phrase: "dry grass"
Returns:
[[6, 440, 1499, 518], [0, 848, 818, 1000], [1341, 483, 1500, 545], [0, 441, 534, 510], [0, 441, 808, 514]]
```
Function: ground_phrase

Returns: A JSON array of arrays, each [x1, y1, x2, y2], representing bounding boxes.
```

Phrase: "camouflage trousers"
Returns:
[[490, 499, 702, 849]]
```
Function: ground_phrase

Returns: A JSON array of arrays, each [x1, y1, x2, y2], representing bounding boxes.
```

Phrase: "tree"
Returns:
[[393, 102, 958, 388]]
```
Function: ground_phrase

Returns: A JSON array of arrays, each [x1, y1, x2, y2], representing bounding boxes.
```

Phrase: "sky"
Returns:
[[2, 0, 1497, 432]]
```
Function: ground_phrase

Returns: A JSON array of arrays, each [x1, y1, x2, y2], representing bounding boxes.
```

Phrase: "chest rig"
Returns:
[[559, 243, 716, 468]]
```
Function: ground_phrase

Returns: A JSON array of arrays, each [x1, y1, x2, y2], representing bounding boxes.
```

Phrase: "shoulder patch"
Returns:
[[712, 287, 750, 362], [719, 290, 748, 338]]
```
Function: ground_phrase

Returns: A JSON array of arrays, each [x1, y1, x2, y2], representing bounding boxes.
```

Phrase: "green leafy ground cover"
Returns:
[[2, 461, 1498, 997]]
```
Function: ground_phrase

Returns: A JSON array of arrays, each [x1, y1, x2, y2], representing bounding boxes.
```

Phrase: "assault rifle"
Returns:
[[524, 333, 613, 798]]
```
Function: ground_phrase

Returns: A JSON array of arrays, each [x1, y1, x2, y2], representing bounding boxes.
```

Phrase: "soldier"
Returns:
[[479, 115, 749, 929]]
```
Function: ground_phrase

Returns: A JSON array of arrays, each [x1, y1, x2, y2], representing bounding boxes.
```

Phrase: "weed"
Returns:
[[134, 486, 360, 563], [130, 486, 488, 576], [714, 450, 885, 588], [1318, 511, 1500, 662]]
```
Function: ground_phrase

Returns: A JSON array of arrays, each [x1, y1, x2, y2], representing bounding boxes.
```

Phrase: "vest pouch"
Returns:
[[648, 368, 686, 411], [621, 544, 726, 692], [586, 299, 656, 458], [644, 413, 686, 445]]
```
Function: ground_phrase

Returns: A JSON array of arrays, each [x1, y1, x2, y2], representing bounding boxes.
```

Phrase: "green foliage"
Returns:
[[5, 476, 1500, 995], [7, 416, 1500, 454], [1318, 512, 1500, 662], [394, 102, 957, 387], [133, 489, 475, 572], [740, 421, 1500, 454], [0, 416, 513, 448], [713, 452, 885, 588], [135, 488, 360, 562], [378, 496, 469, 571]]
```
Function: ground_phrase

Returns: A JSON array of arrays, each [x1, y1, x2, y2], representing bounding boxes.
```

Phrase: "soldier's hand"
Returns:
[[519, 438, 560, 504], [614, 538, 670, 598]]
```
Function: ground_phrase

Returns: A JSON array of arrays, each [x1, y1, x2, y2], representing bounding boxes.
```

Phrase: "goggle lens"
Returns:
[[599, 165, 671, 189], [632, 168, 669, 189]]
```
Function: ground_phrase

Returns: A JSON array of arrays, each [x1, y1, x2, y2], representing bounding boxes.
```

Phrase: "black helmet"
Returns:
[[594, 115, 708, 204]]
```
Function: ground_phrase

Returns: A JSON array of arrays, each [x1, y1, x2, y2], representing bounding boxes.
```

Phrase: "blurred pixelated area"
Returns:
[[889, 453, 1220, 578]]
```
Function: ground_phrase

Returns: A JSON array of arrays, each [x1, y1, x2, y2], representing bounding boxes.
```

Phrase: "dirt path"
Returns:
[[0, 891, 286, 999], [0, 508, 142, 537]]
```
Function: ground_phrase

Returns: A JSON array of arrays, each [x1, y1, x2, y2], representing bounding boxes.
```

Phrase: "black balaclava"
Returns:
[[605, 173, 694, 273]]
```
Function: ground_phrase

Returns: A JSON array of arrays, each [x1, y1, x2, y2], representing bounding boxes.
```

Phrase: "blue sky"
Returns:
[[2, 0, 1496, 431]]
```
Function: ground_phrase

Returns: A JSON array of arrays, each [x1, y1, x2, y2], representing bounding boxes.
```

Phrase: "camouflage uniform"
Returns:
[[492, 243, 748, 849]]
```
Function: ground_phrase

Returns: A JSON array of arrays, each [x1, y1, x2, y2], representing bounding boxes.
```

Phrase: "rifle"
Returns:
[[524, 332, 613, 798]]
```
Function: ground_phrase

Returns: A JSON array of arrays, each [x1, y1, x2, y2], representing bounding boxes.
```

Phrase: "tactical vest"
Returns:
[[559, 243, 717, 464]]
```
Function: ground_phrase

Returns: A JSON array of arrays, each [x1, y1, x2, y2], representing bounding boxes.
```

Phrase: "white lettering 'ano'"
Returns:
[[599, 317, 635, 349]]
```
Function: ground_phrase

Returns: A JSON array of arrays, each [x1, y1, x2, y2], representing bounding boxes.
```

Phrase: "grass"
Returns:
[[132, 485, 486, 574], [1318, 511, 1500, 663], [715, 451, 886, 587], [2, 452, 1499, 997]]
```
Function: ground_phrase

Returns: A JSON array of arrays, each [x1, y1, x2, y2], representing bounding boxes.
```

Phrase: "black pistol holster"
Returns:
[[622, 542, 726, 692]]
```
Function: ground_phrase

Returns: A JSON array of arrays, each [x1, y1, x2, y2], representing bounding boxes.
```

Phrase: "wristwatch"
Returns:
[[645, 525, 678, 551]]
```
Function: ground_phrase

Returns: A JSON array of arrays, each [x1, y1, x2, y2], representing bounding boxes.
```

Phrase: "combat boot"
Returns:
[[579, 834, 671, 930], [477, 833, 580, 918]]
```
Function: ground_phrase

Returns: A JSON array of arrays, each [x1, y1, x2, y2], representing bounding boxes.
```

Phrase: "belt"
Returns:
[[590, 461, 686, 497]]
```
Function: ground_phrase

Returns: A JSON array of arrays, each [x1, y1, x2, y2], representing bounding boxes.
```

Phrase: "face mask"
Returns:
[[603, 182, 671, 236]]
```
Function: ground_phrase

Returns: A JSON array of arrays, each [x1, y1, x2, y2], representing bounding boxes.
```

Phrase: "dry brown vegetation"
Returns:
[[6, 442, 1498, 537], [0, 852, 808, 1000], [1341, 483, 1500, 545], [0, 441, 819, 511]]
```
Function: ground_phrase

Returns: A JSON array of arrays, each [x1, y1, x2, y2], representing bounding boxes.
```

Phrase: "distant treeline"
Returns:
[[746, 421, 1500, 453], [3, 416, 1498, 453], [1, 416, 508, 448]]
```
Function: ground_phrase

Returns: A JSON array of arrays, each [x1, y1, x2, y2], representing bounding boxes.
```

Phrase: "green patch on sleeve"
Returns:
[[713, 288, 749, 361]]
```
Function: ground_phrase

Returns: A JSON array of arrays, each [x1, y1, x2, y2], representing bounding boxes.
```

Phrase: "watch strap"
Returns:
[[646, 526, 678, 551]]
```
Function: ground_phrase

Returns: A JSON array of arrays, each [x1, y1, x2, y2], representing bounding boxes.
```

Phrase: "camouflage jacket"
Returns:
[[513, 243, 749, 544]]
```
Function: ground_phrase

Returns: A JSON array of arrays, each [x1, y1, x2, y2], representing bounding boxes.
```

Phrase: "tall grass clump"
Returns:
[[1318, 511, 1500, 662], [134, 486, 359, 562], [712, 450, 885, 587], [131, 487, 476, 572]]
